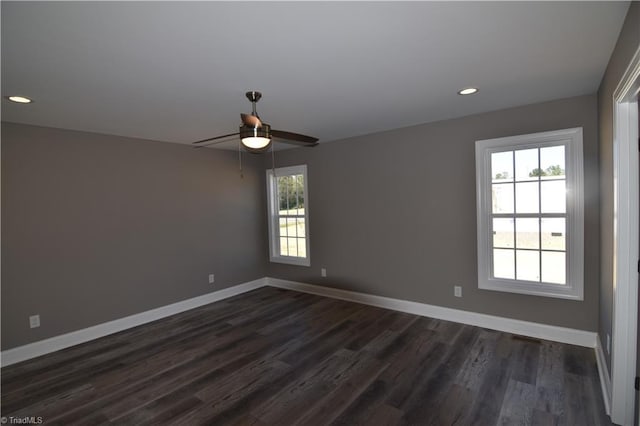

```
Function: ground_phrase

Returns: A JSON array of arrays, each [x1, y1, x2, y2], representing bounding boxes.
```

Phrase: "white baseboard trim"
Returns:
[[1, 278, 268, 367], [266, 278, 598, 348], [595, 335, 613, 416], [2, 276, 600, 368]]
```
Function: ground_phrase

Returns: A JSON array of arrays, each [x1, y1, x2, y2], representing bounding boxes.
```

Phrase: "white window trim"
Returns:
[[610, 45, 639, 426], [266, 164, 311, 267], [475, 127, 584, 300]]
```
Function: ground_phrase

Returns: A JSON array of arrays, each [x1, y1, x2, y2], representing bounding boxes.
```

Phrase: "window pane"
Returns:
[[493, 249, 514, 279], [541, 251, 566, 284], [541, 180, 566, 213], [287, 218, 297, 238], [515, 182, 539, 213], [278, 176, 289, 214], [516, 250, 540, 282], [516, 218, 539, 249], [492, 183, 514, 214], [297, 238, 307, 258], [540, 145, 565, 180], [279, 237, 288, 256], [493, 218, 514, 248], [297, 218, 306, 237], [296, 175, 305, 215], [515, 149, 539, 181], [541, 218, 565, 251], [279, 218, 288, 237], [288, 237, 299, 257], [492, 151, 513, 182]]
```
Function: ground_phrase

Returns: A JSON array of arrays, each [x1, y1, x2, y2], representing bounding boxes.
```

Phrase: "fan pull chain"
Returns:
[[238, 140, 243, 178], [271, 142, 276, 176]]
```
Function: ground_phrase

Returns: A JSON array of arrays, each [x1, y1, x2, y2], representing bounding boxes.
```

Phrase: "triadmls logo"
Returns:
[[0, 417, 44, 425]]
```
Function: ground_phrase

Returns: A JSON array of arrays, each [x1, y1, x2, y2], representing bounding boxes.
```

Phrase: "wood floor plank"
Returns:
[[534, 341, 566, 417], [361, 322, 417, 357], [532, 408, 560, 426], [292, 354, 388, 426], [383, 340, 447, 410], [425, 383, 474, 426], [112, 355, 258, 425], [564, 344, 591, 376], [560, 372, 594, 426], [400, 326, 481, 424], [463, 353, 514, 425], [0, 287, 611, 426], [172, 358, 291, 425], [454, 329, 500, 393], [251, 349, 359, 424], [510, 339, 541, 385], [330, 379, 390, 425], [496, 379, 537, 425], [256, 297, 335, 335], [362, 402, 403, 426]]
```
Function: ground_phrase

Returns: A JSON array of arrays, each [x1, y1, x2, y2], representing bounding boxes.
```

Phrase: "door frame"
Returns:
[[612, 45, 640, 426]]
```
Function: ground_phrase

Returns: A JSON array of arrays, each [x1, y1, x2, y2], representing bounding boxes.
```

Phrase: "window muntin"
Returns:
[[266, 165, 310, 266], [476, 128, 583, 300]]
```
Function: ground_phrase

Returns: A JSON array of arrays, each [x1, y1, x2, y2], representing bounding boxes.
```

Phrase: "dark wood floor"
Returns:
[[1, 287, 610, 425]]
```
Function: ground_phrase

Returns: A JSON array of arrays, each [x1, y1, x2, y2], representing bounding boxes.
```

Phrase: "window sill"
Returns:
[[269, 256, 311, 267], [479, 278, 583, 300]]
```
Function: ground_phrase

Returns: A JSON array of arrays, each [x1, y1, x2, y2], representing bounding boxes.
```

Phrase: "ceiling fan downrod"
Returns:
[[246, 91, 262, 118]]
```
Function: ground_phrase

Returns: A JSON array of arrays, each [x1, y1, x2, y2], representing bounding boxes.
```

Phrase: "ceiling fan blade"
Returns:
[[193, 138, 242, 149], [273, 139, 319, 148], [241, 113, 262, 128], [192, 132, 239, 144], [271, 129, 319, 145]]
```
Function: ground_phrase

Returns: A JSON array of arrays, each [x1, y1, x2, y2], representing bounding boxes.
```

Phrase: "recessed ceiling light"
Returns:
[[457, 87, 479, 96], [7, 96, 33, 104]]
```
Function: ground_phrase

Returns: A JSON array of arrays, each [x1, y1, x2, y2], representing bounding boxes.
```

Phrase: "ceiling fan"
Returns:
[[192, 91, 319, 153]]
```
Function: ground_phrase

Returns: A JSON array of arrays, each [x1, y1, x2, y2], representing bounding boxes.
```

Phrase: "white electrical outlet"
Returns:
[[29, 314, 40, 329], [454, 286, 462, 298], [321, 268, 327, 277], [208, 274, 215, 284], [606, 334, 611, 354]]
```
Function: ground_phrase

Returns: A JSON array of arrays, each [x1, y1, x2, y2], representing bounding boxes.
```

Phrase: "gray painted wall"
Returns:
[[597, 1, 640, 373], [267, 94, 599, 331], [1, 123, 268, 350]]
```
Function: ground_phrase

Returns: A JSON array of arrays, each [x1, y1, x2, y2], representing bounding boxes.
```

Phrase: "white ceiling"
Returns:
[[1, 2, 630, 150]]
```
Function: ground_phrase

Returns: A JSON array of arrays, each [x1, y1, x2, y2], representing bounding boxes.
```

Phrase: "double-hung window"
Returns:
[[266, 165, 310, 266], [475, 128, 584, 300]]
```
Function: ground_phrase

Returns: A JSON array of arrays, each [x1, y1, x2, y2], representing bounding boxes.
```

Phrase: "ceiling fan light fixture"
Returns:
[[240, 123, 271, 151], [242, 136, 271, 149]]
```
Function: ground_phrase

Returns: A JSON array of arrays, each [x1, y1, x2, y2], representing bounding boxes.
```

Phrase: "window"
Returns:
[[475, 128, 584, 300], [266, 165, 310, 266]]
